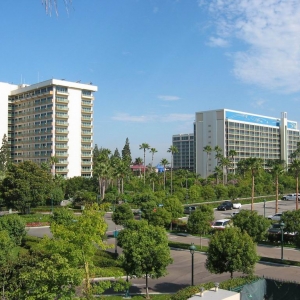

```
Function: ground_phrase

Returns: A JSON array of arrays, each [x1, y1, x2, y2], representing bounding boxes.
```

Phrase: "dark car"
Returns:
[[184, 206, 197, 214], [217, 201, 233, 211]]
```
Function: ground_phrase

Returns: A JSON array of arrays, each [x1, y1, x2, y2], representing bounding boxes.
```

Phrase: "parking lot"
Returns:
[[214, 199, 298, 220]]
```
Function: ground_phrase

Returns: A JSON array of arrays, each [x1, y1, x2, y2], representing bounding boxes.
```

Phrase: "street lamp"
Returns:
[[263, 199, 266, 218], [280, 221, 285, 260], [189, 243, 196, 286], [114, 227, 119, 256]]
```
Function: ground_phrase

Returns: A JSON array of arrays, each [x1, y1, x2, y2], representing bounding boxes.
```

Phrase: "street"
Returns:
[[26, 201, 300, 295]]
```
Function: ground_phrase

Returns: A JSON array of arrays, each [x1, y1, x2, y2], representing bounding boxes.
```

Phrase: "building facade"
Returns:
[[0, 79, 97, 178], [195, 109, 300, 177], [172, 133, 194, 171]]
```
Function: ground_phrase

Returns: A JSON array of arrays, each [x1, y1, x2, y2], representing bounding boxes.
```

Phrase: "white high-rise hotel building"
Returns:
[[0, 79, 97, 178], [194, 109, 300, 177]]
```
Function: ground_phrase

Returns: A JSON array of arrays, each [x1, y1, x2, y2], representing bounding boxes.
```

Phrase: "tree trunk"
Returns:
[[145, 273, 149, 299], [251, 173, 255, 211], [275, 175, 278, 213], [297, 175, 299, 211], [200, 235, 202, 250]]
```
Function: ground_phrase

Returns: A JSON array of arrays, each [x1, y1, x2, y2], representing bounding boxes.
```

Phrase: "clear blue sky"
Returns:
[[1, 0, 300, 165]]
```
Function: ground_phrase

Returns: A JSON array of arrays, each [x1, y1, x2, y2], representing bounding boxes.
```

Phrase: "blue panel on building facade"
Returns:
[[225, 110, 296, 129]]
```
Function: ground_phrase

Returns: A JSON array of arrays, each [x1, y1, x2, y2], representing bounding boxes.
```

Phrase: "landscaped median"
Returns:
[[168, 241, 300, 267]]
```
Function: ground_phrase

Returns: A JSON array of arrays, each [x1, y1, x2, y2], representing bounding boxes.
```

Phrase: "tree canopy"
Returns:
[[117, 220, 173, 299], [206, 227, 258, 278]]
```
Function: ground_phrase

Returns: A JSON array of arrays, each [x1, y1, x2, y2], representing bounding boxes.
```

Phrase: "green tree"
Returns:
[[0, 134, 11, 177], [149, 148, 158, 167], [117, 220, 173, 299], [232, 210, 270, 242], [160, 158, 169, 190], [267, 160, 285, 213], [0, 214, 26, 245], [1, 161, 53, 214], [93, 148, 112, 200], [281, 209, 300, 234], [290, 159, 300, 211], [0, 230, 16, 299], [167, 145, 179, 194], [214, 184, 228, 200], [187, 205, 214, 249], [122, 138, 132, 165], [244, 157, 263, 211], [206, 227, 258, 278], [51, 207, 75, 226], [228, 149, 237, 175], [49, 155, 59, 177], [148, 207, 172, 227], [201, 185, 215, 200], [203, 145, 212, 179], [18, 253, 83, 300], [112, 203, 134, 226], [139, 143, 150, 185], [45, 204, 110, 298]]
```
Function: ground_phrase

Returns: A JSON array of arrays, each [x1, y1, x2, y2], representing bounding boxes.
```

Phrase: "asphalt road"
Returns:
[[27, 205, 300, 295]]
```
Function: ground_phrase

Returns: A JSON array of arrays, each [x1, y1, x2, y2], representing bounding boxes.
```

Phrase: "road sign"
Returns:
[[113, 230, 119, 238]]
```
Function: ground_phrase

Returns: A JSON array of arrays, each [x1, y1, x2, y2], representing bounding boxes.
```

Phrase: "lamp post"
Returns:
[[114, 227, 119, 256], [263, 199, 266, 218], [280, 221, 285, 260], [189, 243, 196, 286]]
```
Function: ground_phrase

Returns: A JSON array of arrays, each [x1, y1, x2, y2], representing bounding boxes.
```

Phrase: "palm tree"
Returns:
[[139, 143, 150, 185], [244, 157, 263, 211], [49, 155, 59, 177], [228, 149, 237, 175], [133, 157, 143, 177], [167, 145, 179, 194], [203, 145, 212, 179], [149, 148, 158, 167], [214, 145, 222, 164], [267, 160, 285, 213], [290, 159, 300, 211], [160, 158, 169, 190], [218, 155, 231, 185]]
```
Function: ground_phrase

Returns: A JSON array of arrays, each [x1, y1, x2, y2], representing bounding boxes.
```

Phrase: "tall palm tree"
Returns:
[[267, 160, 285, 213], [49, 155, 59, 177], [214, 145, 222, 164], [149, 148, 158, 167], [203, 145, 212, 179], [167, 145, 179, 194], [139, 143, 150, 185], [290, 159, 300, 211], [228, 149, 237, 175], [160, 158, 169, 190], [244, 157, 263, 211], [218, 155, 231, 185]]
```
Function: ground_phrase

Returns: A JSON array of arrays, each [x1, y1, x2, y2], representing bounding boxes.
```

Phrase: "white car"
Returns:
[[231, 211, 239, 217], [232, 202, 242, 209], [267, 213, 283, 221], [281, 194, 300, 201], [211, 219, 231, 230]]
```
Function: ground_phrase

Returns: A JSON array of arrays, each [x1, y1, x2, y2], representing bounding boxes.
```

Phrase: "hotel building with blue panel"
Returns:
[[194, 109, 300, 177]]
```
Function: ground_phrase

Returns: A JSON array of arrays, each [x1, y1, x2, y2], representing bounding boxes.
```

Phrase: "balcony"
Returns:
[[56, 137, 68, 142], [56, 113, 68, 119], [56, 105, 69, 112]]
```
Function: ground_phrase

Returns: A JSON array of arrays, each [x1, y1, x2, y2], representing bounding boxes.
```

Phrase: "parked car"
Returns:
[[267, 212, 283, 221], [281, 194, 300, 201], [211, 219, 231, 230], [232, 202, 242, 209], [217, 201, 233, 211], [184, 206, 197, 214], [268, 223, 297, 236]]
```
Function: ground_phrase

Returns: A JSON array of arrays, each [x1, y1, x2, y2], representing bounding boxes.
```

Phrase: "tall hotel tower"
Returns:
[[0, 79, 97, 178]]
